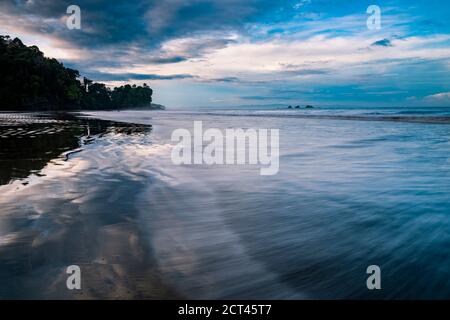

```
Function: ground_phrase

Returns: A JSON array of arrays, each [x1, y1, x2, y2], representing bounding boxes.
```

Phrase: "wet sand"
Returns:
[[0, 112, 180, 299]]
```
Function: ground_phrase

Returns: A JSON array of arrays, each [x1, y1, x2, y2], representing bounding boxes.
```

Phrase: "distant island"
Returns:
[[0, 35, 161, 111]]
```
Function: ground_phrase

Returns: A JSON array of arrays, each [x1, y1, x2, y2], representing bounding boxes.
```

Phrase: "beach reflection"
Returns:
[[0, 113, 151, 185], [1, 110, 450, 299], [0, 113, 181, 299]]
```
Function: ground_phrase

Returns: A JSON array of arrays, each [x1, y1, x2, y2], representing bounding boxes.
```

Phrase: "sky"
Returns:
[[1, 0, 450, 108]]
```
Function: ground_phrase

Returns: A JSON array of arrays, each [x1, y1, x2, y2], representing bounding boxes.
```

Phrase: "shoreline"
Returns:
[[2, 108, 450, 125]]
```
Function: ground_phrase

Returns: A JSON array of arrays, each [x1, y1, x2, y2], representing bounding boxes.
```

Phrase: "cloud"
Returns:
[[147, 56, 188, 64], [424, 92, 450, 101], [293, 0, 311, 10], [407, 92, 450, 107], [0, 0, 295, 48], [0, 0, 280, 78], [282, 68, 332, 76], [371, 38, 393, 47], [84, 71, 194, 81], [1, 0, 450, 107], [212, 77, 241, 83]]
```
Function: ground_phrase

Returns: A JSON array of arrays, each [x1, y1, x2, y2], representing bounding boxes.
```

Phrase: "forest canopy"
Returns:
[[0, 35, 154, 111]]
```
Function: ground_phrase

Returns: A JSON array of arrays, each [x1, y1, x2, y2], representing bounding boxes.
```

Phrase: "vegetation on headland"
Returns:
[[0, 35, 158, 111]]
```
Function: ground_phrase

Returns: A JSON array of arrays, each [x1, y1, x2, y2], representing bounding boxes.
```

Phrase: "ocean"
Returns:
[[0, 107, 449, 299]]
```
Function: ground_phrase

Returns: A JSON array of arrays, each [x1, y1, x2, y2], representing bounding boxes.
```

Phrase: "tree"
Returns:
[[0, 35, 154, 111]]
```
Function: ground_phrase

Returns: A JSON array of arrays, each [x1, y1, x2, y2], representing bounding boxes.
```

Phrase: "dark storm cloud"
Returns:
[[0, 0, 297, 80], [1, 0, 151, 47], [1, 0, 296, 49]]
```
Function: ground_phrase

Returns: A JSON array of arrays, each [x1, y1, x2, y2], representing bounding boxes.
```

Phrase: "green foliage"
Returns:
[[0, 35, 153, 111], [110, 83, 153, 109]]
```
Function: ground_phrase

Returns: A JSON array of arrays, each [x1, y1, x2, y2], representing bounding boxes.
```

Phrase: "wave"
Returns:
[[178, 111, 450, 124]]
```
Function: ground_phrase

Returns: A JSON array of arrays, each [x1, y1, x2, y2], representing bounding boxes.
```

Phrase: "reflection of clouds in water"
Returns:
[[0, 126, 179, 299], [139, 166, 305, 299], [120, 143, 173, 163], [0, 232, 20, 245], [2, 110, 450, 298], [87, 110, 450, 299]]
